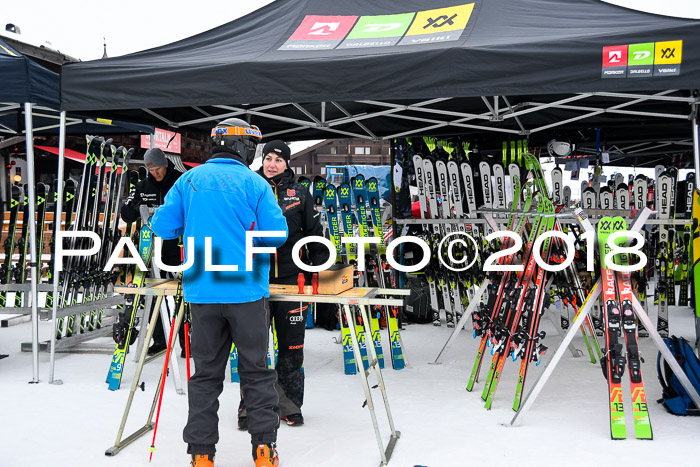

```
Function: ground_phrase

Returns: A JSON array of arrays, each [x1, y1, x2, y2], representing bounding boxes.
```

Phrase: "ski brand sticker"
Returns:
[[280, 15, 358, 50], [339, 13, 415, 48], [628, 43, 654, 77], [602, 45, 628, 78], [602, 40, 682, 78], [399, 3, 474, 45], [280, 3, 474, 51], [654, 40, 682, 76]]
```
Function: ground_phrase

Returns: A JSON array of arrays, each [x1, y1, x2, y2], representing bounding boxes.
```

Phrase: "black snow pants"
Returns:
[[183, 299, 279, 456], [241, 274, 308, 417]]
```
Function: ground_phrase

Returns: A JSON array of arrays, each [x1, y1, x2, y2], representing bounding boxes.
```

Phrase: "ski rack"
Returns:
[[105, 290, 184, 457], [432, 212, 586, 364], [2, 282, 125, 352], [510, 206, 700, 426], [433, 280, 490, 363], [269, 284, 406, 467], [396, 214, 692, 226], [106, 280, 407, 466], [0, 283, 52, 318]]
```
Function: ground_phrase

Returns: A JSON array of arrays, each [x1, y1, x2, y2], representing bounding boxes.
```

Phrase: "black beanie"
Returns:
[[262, 140, 291, 164]]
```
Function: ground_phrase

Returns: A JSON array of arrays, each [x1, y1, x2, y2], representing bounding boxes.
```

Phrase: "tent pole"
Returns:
[[24, 103, 40, 384], [49, 111, 67, 385]]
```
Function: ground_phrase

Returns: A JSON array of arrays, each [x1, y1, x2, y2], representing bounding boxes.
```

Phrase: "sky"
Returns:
[[2, 0, 699, 62], [2, 0, 275, 61], [2, 0, 698, 163]]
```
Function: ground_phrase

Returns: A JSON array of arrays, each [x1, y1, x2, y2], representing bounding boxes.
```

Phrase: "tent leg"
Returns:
[[49, 111, 67, 385], [24, 103, 40, 384]]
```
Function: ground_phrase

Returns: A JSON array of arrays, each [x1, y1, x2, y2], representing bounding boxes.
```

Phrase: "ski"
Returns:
[[482, 199, 554, 409], [466, 185, 534, 392], [13, 184, 38, 308], [338, 182, 356, 263], [434, 158, 456, 327], [421, 156, 443, 326], [323, 183, 342, 259], [106, 221, 154, 390], [597, 216, 627, 440], [0, 186, 22, 308], [45, 179, 77, 310], [656, 171, 672, 338], [614, 216, 653, 439]]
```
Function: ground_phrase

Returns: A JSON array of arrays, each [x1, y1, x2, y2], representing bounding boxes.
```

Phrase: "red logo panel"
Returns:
[[289, 15, 358, 41], [602, 45, 628, 67]]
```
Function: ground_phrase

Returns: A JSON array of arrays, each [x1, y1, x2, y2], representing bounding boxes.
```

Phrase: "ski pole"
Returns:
[[184, 316, 191, 381], [149, 302, 178, 461]]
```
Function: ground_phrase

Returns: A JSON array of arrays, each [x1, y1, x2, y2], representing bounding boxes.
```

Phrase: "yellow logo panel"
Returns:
[[405, 3, 474, 36], [654, 40, 682, 64]]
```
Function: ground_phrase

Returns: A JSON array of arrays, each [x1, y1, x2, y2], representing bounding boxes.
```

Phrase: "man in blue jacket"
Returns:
[[151, 118, 288, 467]]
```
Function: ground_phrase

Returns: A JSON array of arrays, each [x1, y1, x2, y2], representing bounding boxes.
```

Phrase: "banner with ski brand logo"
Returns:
[[602, 40, 682, 79], [280, 3, 475, 51]]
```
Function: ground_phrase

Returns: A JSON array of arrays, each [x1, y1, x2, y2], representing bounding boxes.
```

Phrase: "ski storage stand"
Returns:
[[105, 287, 186, 456], [511, 206, 700, 426], [105, 281, 407, 465], [270, 284, 407, 466], [433, 280, 490, 364]]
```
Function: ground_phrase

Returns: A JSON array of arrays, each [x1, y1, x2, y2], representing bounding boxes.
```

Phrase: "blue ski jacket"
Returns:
[[151, 157, 288, 303]]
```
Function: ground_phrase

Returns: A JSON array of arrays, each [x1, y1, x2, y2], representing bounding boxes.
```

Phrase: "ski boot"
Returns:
[[190, 454, 214, 467], [253, 443, 279, 467]]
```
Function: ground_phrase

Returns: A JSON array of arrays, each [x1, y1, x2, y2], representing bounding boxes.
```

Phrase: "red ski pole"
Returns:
[[149, 311, 178, 461], [184, 319, 191, 381]]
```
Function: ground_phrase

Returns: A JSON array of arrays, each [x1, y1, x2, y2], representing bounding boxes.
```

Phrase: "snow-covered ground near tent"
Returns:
[[1, 298, 699, 467]]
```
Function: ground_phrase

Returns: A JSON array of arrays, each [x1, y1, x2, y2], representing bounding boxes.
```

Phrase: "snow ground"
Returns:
[[1, 298, 699, 467]]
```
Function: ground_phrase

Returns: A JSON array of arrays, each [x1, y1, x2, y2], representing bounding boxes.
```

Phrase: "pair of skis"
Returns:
[[597, 216, 652, 439], [106, 220, 155, 390]]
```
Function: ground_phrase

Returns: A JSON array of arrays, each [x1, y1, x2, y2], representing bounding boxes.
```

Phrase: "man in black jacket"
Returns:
[[121, 147, 186, 355], [238, 140, 328, 429]]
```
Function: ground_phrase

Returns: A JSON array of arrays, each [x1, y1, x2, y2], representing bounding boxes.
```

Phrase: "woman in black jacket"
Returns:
[[238, 140, 328, 429]]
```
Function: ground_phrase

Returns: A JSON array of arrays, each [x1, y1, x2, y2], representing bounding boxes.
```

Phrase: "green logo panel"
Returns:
[[628, 43, 654, 65], [346, 13, 415, 39]]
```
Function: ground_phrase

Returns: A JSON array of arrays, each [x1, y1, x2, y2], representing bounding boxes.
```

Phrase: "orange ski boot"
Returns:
[[253, 443, 279, 467], [191, 454, 214, 466]]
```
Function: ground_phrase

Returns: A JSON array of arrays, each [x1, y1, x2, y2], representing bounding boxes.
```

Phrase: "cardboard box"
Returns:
[[317, 264, 354, 295]]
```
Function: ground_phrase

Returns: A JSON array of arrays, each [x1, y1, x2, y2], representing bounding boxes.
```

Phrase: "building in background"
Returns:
[[289, 138, 390, 178]]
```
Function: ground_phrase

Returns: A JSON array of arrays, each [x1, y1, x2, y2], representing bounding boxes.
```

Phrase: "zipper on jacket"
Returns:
[[271, 183, 279, 278]]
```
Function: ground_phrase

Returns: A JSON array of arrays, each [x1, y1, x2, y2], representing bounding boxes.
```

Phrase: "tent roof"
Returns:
[[60, 0, 700, 154], [1, 38, 59, 108], [0, 38, 154, 136]]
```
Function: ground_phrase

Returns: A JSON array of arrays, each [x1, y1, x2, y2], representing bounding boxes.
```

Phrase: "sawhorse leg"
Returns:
[[343, 303, 400, 466], [105, 298, 186, 456]]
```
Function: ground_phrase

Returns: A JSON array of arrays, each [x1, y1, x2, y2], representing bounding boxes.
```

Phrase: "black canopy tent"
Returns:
[[60, 0, 699, 164], [0, 38, 153, 137], [0, 37, 155, 384], [0, 37, 57, 383], [54, 0, 700, 450]]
